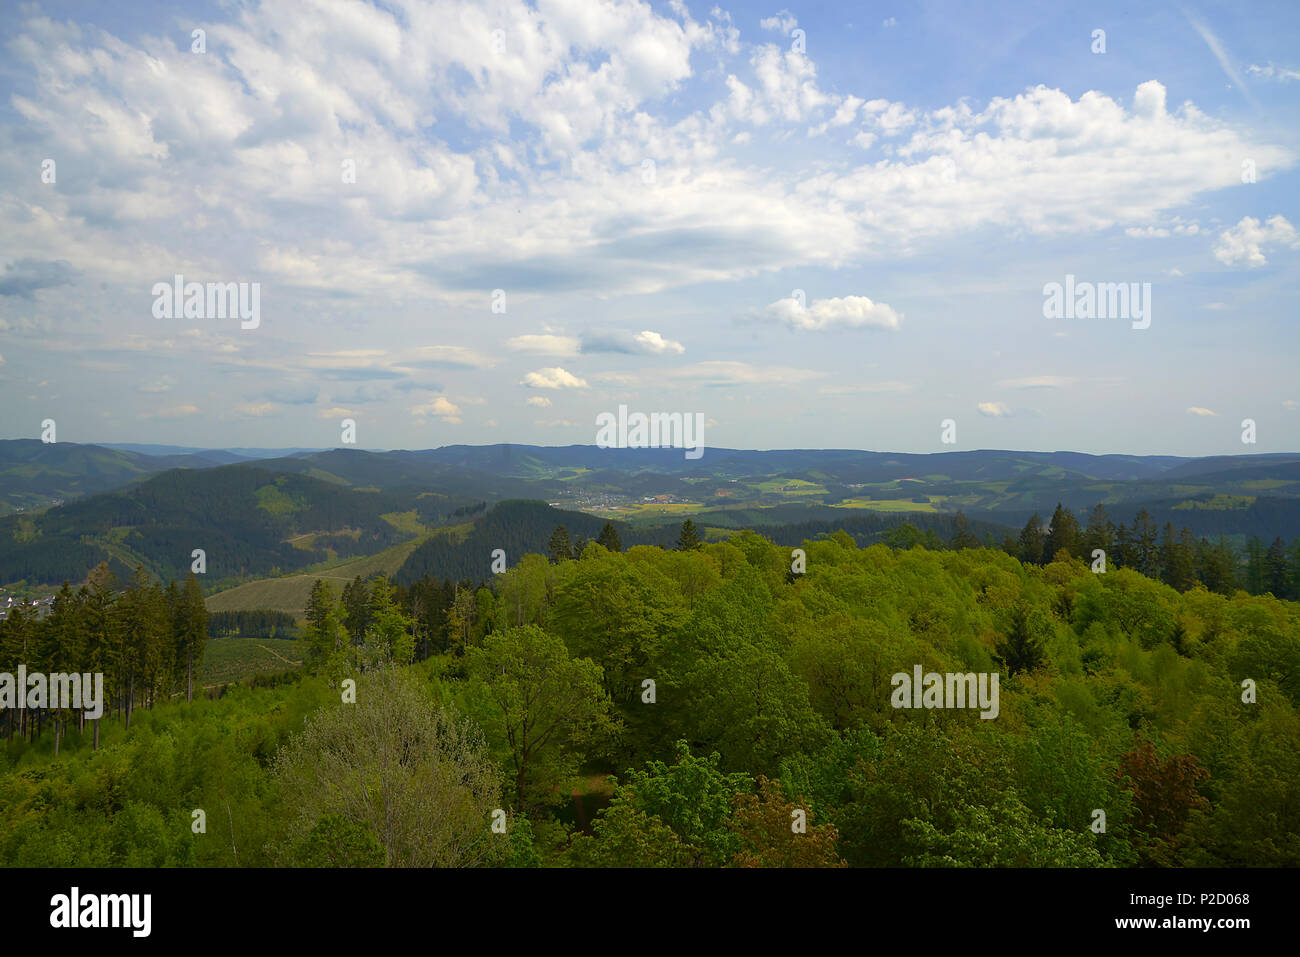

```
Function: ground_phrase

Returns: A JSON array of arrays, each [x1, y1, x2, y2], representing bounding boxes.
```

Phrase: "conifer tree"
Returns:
[[949, 511, 980, 550], [176, 572, 207, 703], [1043, 503, 1080, 561], [547, 526, 573, 563], [597, 521, 623, 553], [1017, 514, 1044, 565]]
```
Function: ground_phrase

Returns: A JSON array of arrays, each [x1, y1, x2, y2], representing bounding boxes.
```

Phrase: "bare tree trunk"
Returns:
[[225, 798, 238, 863]]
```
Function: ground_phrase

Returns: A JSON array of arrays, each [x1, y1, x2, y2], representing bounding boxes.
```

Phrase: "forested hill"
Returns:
[[0, 438, 232, 514], [396, 500, 643, 585], [0, 465, 470, 587], [395, 499, 1011, 585]]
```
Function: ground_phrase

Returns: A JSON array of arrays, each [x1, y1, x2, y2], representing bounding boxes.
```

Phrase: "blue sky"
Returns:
[[0, 0, 1297, 455]]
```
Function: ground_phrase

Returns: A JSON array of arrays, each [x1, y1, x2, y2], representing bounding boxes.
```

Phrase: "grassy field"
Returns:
[[198, 637, 302, 687], [829, 498, 939, 512], [590, 502, 710, 522], [206, 535, 426, 613]]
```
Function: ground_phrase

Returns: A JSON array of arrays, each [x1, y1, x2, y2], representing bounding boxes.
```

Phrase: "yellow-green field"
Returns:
[[830, 498, 939, 512], [753, 478, 825, 494], [380, 510, 425, 536], [206, 537, 425, 613], [591, 501, 709, 519], [1172, 494, 1255, 511]]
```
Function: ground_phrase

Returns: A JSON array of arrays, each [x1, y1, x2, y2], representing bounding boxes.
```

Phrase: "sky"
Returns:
[[0, 0, 1297, 456]]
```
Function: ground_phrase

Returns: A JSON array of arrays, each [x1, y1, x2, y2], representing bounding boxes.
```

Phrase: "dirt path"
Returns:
[[256, 642, 301, 666]]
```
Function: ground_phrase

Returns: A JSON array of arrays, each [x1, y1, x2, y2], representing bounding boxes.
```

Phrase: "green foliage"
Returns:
[[5, 527, 1300, 869], [464, 624, 618, 810], [273, 667, 504, 867], [571, 740, 751, 867]]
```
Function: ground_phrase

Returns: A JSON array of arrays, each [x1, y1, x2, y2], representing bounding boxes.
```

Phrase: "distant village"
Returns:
[[0, 591, 56, 621]]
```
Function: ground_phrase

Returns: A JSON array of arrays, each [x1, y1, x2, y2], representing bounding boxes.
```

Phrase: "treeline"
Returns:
[[395, 499, 1004, 586], [993, 503, 1300, 599], [296, 573, 473, 669], [207, 609, 299, 640], [0, 562, 207, 752]]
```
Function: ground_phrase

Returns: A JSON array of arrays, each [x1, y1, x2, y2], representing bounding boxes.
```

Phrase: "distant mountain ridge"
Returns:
[[4, 441, 1300, 587]]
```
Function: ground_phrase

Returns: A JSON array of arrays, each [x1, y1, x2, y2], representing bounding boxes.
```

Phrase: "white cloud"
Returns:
[[581, 329, 686, 355], [139, 375, 177, 393], [632, 330, 686, 355], [818, 381, 913, 395], [997, 376, 1077, 389], [759, 11, 798, 34], [1186, 406, 1217, 416], [722, 44, 830, 126], [410, 346, 497, 368], [521, 367, 589, 389], [762, 294, 902, 331], [861, 98, 916, 135], [1, 5, 1290, 314], [1126, 223, 1199, 238], [1248, 62, 1300, 82], [1214, 215, 1299, 267], [668, 361, 824, 386], [810, 95, 863, 135], [411, 396, 462, 423], [977, 401, 1011, 417], [526, 396, 552, 408], [591, 371, 641, 385], [507, 334, 581, 356], [141, 404, 200, 419]]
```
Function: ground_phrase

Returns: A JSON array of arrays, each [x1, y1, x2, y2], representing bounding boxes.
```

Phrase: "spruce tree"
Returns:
[[1017, 514, 1044, 565], [176, 572, 207, 703], [1265, 537, 1289, 598], [1044, 503, 1081, 561], [949, 510, 980, 550], [547, 526, 573, 563], [596, 521, 623, 553]]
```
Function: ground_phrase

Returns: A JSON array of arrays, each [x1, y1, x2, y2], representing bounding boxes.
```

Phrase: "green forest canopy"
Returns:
[[1, 524, 1298, 867]]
